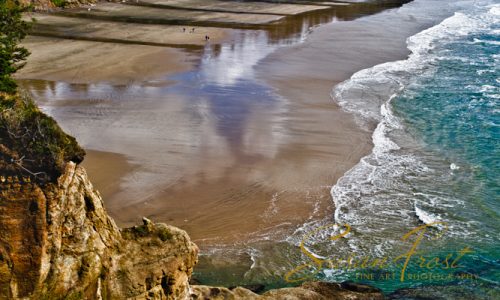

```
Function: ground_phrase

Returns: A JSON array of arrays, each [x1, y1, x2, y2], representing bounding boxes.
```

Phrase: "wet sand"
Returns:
[[54, 1, 330, 27], [28, 13, 230, 47], [17, 1, 416, 248], [81, 150, 137, 202]]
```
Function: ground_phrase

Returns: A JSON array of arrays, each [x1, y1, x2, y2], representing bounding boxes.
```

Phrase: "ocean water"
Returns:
[[194, 1, 499, 296], [312, 0, 499, 296]]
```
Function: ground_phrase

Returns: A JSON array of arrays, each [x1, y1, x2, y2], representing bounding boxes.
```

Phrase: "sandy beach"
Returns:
[[19, 36, 195, 85], [16, 0, 422, 249]]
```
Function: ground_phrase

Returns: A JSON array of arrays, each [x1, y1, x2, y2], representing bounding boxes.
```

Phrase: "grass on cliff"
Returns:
[[50, 0, 67, 8], [0, 92, 85, 182]]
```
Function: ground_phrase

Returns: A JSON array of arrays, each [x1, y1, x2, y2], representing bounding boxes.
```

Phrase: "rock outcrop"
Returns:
[[0, 93, 198, 299], [0, 161, 198, 299], [191, 282, 385, 300]]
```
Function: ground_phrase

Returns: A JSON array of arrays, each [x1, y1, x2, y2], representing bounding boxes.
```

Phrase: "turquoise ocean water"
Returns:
[[314, 0, 499, 296]]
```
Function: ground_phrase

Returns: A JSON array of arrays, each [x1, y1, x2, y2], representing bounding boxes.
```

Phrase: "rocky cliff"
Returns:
[[0, 92, 387, 299], [0, 92, 198, 299], [0, 161, 198, 299]]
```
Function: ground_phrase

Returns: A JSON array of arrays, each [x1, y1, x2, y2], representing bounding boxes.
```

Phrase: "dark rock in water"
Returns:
[[229, 284, 266, 293], [300, 281, 385, 300], [340, 280, 384, 293], [388, 282, 500, 300], [193, 280, 386, 299]]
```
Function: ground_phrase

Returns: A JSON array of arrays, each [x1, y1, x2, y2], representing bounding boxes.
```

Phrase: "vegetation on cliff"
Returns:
[[0, 0, 31, 94], [0, 0, 85, 182], [50, 0, 66, 7], [0, 92, 85, 182]]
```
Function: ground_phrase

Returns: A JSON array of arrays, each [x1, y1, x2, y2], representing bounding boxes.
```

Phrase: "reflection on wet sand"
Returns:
[[18, 1, 409, 247]]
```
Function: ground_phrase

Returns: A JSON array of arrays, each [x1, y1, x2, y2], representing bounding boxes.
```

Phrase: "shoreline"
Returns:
[[15, 0, 428, 284], [192, 0, 448, 283]]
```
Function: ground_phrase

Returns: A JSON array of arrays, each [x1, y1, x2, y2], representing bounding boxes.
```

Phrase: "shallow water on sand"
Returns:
[[19, 1, 401, 241]]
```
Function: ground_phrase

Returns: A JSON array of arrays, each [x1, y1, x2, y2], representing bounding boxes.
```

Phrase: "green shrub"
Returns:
[[0, 0, 32, 94], [158, 228, 173, 242], [50, 0, 67, 7], [66, 291, 83, 300], [0, 92, 86, 182], [132, 225, 149, 237]]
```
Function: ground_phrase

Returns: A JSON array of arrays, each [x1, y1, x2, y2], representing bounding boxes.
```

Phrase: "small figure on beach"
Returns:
[[183, 28, 186, 32], [191, 28, 195, 33], [205, 35, 210, 41]]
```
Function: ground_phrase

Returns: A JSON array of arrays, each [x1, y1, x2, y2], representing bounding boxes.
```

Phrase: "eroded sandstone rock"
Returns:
[[0, 162, 198, 299]]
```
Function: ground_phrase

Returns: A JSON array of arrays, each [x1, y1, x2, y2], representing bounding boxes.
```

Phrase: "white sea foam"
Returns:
[[276, 2, 500, 270], [327, 1, 500, 255], [332, 9, 493, 129], [247, 248, 260, 270], [473, 38, 500, 45], [415, 205, 439, 225]]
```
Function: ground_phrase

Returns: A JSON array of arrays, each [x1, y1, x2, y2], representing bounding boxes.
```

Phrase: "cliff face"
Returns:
[[0, 93, 198, 299], [0, 162, 198, 299]]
